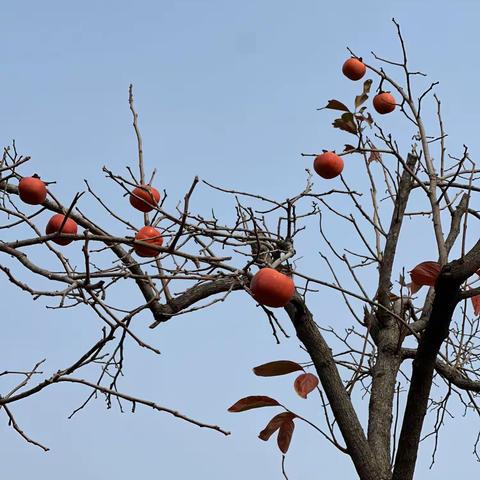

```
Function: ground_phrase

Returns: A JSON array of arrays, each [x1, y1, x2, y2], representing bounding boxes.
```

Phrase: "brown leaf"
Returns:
[[259, 412, 296, 441], [332, 112, 357, 135], [253, 360, 303, 377], [368, 143, 382, 163], [409, 261, 441, 289], [228, 395, 279, 412], [364, 112, 374, 127], [294, 373, 319, 399], [277, 418, 295, 454], [355, 93, 368, 109], [343, 144, 356, 152], [362, 79, 373, 95], [354, 80, 373, 110], [318, 99, 350, 112]]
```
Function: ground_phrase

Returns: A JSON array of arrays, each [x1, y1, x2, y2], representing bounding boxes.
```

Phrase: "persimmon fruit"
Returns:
[[129, 185, 160, 212], [45, 214, 78, 246], [373, 92, 396, 114], [250, 267, 295, 308], [313, 151, 344, 179], [18, 175, 47, 205], [134, 225, 164, 257], [342, 58, 366, 81]]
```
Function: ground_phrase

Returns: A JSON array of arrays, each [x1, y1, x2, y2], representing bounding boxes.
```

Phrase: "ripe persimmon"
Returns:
[[129, 185, 160, 212], [250, 267, 295, 308], [313, 151, 344, 179], [373, 92, 396, 114], [18, 175, 47, 205], [134, 225, 164, 257], [342, 58, 366, 81], [46, 214, 78, 246]]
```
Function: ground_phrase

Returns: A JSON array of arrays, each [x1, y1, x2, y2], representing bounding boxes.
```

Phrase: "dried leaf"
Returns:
[[259, 412, 296, 441], [228, 396, 279, 412], [332, 112, 358, 135], [368, 143, 382, 163], [343, 144, 356, 152], [277, 418, 295, 454], [362, 79, 373, 95], [253, 360, 304, 377], [355, 93, 368, 109], [294, 373, 319, 399], [318, 99, 350, 112], [354, 80, 373, 109], [409, 261, 441, 289], [364, 112, 374, 127]]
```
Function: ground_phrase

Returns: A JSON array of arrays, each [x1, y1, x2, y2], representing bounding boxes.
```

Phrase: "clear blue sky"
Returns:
[[1, 1, 479, 478]]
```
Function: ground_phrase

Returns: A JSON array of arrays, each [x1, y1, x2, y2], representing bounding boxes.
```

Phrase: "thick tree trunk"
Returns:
[[286, 297, 382, 480], [367, 324, 402, 478]]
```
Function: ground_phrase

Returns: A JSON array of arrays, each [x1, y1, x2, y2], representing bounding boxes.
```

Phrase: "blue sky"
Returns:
[[1, 1, 480, 478]]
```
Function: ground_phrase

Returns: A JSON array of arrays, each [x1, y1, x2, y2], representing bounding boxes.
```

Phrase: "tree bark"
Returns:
[[286, 296, 382, 480]]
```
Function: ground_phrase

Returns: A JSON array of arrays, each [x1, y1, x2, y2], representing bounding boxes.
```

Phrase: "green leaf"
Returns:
[[318, 99, 350, 112], [253, 360, 303, 377]]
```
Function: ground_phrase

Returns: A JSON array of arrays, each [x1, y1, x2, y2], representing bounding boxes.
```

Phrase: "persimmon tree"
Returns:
[[2, 20, 480, 480]]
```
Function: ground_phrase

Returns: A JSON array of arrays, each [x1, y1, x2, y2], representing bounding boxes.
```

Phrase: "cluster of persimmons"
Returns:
[[16, 57, 390, 311]]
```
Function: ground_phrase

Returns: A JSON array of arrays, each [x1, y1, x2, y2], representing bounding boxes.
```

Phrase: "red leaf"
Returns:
[[472, 295, 480, 316], [409, 261, 441, 289], [294, 373, 319, 399], [277, 418, 295, 454], [228, 396, 279, 413], [259, 412, 296, 441], [253, 360, 303, 377]]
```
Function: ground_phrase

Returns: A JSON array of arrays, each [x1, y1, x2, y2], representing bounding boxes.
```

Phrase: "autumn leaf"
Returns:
[[318, 99, 350, 112], [355, 94, 368, 109], [368, 143, 381, 163], [409, 261, 441, 290], [466, 285, 480, 316], [228, 396, 279, 412], [362, 79, 373, 95], [294, 373, 319, 399], [354, 79, 373, 109], [259, 412, 296, 441], [277, 418, 295, 454], [343, 144, 356, 152], [253, 360, 303, 377], [472, 294, 480, 316], [332, 112, 358, 135]]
